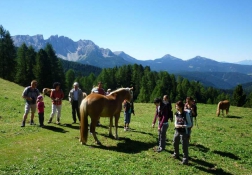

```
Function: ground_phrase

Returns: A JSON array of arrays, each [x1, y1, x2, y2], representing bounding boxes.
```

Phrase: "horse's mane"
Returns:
[[109, 87, 133, 95]]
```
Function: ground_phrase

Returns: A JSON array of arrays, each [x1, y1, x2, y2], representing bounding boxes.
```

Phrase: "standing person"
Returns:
[[184, 96, 197, 126], [172, 101, 192, 165], [163, 95, 173, 122], [152, 98, 169, 152], [21, 80, 40, 127], [91, 82, 105, 126], [48, 82, 64, 125], [37, 95, 45, 127], [68, 82, 83, 124], [123, 99, 135, 131]]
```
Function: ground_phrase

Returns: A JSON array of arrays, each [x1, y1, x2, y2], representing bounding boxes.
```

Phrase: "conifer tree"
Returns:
[[0, 25, 16, 81]]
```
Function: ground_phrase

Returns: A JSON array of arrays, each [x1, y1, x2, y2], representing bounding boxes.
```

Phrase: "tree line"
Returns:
[[0, 25, 251, 107]]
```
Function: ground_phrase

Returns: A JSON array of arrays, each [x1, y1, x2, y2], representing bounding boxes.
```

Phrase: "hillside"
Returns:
[[0, 78, 252, 174]]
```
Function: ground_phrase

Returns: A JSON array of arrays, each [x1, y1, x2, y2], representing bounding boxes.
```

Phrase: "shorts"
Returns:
[[24, 103, 36, 115]]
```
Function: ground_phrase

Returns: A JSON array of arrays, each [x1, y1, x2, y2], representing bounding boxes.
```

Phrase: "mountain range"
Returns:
[[12, 35, 252, 90]]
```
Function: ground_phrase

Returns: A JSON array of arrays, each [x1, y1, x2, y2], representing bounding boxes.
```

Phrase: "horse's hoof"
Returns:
[[80, 141, 86, 145], [96, 141, 101, 145]]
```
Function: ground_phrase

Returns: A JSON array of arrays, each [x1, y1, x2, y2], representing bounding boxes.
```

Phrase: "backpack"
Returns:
[[159, 102, 173, 120], [175, 111, 191, 132]]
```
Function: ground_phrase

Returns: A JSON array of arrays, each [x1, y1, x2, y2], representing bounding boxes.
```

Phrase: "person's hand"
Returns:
[[27, 97, 32, 101], [158, 127, 160, 131], [152, 123, 155, 128]]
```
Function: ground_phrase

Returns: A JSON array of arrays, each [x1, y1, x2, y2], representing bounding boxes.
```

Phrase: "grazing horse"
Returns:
[[79, 87, 133, 145], [42, 88, 54, 97], [216, 100, 230, 117]]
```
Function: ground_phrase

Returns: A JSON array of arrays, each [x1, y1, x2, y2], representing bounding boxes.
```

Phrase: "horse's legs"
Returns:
[[114, 115, 119, 139], [109, 116, 113, 137], [90, 117, 101, 144]]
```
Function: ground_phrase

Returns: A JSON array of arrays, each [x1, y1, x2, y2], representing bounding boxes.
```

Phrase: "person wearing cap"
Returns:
[[21, 80, 40, 127], [48, 82, 64, 125], [68, 82, 83, 124], [37, 95, 45, 127]]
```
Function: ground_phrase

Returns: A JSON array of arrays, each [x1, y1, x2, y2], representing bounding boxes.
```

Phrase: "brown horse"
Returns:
[[216, 100, 230, 117], [42, 88, 54, 97], [79, 87, 133, 145]]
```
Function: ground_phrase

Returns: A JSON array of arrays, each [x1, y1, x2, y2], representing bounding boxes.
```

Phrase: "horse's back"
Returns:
[[219, 100, 230, 109], [83, 93, 121, 117]]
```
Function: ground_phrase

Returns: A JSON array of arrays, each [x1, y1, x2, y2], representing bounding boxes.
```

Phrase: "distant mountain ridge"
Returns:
[[11, 34, 252, 89]]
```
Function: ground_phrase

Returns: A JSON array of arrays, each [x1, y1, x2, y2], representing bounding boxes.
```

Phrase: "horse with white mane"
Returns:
[[216, 100, 230, 117], [79, 87, 133, 145]]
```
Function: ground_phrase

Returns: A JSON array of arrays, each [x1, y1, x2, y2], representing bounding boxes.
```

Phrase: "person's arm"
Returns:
[[152, 108, 158, 127], [185, 112, 192, 128]]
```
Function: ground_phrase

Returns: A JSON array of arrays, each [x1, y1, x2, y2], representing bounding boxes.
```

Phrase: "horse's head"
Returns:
[[125, 87, 133, 102], [109, 87, 133, 102]]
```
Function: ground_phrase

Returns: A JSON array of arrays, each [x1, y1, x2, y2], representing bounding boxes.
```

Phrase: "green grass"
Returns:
[[0, 78, 252, 175]]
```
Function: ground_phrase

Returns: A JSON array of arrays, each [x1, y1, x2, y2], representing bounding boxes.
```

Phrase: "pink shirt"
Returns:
[[37, 101, 45, 113]]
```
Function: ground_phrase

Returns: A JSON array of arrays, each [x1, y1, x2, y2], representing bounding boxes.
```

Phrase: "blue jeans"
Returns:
[[124, 112, 131, 124]]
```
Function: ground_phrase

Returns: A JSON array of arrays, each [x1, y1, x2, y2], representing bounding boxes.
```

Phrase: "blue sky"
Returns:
[[1, 0, 252, 62]]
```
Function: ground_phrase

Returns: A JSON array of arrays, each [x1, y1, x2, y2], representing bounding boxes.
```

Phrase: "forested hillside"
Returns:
[[1, 25, 252, 107]]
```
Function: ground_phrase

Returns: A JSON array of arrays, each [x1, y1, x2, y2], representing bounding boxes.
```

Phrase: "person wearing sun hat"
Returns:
[[68, 82, 83, 124]]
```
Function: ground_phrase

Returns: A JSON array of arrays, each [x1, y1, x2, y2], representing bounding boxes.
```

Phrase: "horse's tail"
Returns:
[[216, 101, 221, 117], [80, 99, 88, 144]]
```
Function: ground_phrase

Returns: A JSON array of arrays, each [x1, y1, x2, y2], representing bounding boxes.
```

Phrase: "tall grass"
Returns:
[[0, 78, 251, 175]]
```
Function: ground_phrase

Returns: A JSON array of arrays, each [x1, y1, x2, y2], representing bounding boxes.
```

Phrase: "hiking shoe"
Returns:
[[30, 120, 35, 125], [181, 161, 189, 165], [48, 119, 52, 124], [124, 127, 127, 131], [56, 121, 60, 125], [72, 121, 76, 124], [96, 122, 101, 126], [157, 147, 163, 152], [21, 122, 25, 127], [171, 154, 179, 159]]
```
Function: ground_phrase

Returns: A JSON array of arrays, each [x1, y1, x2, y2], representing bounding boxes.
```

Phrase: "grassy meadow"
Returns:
[[0, 78, 252, 175]]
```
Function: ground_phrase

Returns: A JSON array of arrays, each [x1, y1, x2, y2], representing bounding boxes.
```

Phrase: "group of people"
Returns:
[[21, 80, 86, 127], [20, 80, 120, 127], [152, 95, 197, 165]]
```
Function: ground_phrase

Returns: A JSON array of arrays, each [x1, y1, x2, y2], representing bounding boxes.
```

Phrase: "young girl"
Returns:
[[37, 95, 45, 127], [172, 101, 192, 165]]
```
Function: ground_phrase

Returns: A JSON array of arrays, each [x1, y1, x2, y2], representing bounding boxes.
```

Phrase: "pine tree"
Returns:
[[232, 85, 246, 107], [0, 26, 16, 81]]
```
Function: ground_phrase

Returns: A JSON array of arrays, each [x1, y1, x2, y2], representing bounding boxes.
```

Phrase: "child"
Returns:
[[172, 101, 192, 165], [37, 95, 45, 127]]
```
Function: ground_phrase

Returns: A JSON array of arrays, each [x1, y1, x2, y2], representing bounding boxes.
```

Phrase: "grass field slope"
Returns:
[[0, 78, 251, 175]]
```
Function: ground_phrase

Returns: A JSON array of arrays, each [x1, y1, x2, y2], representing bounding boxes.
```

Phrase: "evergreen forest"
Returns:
[[1, 25, 252, 107]]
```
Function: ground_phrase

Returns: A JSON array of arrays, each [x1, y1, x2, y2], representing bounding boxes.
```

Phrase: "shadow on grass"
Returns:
[[190, 143, 210, 153], [225, 115, 242, 119], [91, 137, 157, 154], [212, 150, 241, 160], [43, 125, 69, 133], [63, 123, 80, 130], [191, 158, 233, 175]]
